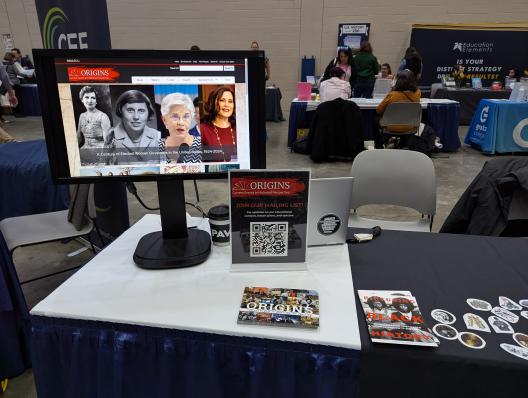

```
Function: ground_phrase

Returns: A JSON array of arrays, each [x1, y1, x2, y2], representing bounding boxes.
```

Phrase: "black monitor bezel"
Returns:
[[33, 48, 266, 184]]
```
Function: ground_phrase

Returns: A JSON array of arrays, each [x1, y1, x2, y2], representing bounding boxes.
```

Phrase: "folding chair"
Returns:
[[349, 149, 436, 232]]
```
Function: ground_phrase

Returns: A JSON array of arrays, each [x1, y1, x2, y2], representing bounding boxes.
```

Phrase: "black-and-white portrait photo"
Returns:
[[106, 85, 161, 164], [71, 85, 113, 165]]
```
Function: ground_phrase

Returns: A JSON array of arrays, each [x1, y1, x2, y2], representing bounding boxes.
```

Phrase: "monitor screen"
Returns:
[[33, 49, 266, 183], [34, 49, 267, 269]]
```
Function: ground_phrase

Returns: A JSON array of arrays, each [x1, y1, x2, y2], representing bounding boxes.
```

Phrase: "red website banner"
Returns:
[[231, 177, 306, 198], [67, 67, 120, 82]]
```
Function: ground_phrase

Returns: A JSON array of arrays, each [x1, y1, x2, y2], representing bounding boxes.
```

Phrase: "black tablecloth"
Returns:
[[432, 88, 510, 125], [265, 87, 285, 122], [349, 230, 528, 398]]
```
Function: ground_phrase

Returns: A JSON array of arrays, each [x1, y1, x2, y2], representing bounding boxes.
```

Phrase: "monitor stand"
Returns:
[[133, 180, 211, 269]]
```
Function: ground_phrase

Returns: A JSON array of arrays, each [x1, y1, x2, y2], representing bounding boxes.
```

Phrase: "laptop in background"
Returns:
[[307, 177, 354, 246], [372, 78, 392, 99]]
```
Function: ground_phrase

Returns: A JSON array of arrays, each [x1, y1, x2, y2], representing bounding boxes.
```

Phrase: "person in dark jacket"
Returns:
[[397, 47, 423, 80], [307, 98, 364, 162], [353, 41, 380, 98], [320, 47, 357, 94], [440, 157, 528, 236]]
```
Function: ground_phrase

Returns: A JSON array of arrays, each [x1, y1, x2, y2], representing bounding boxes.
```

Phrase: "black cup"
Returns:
[[208, 205, 230, 246]]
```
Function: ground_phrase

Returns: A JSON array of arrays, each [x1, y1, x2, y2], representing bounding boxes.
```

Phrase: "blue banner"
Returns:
[[465, 100, 528, 154], [410, 24, 528, 87], [338, 23, 370, 51], [35, 0, 111, 49]]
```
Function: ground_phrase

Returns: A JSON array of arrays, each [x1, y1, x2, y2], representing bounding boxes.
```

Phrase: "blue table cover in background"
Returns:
[[288, 101, 461, 152], [301, 56, 315, 82], [288, 102, 316, 146], [0, 233, 31, 380], [18, 85, 42, 117], [0, 140, 69, 220], [31, 316, 361, 398], [465, 100, 528, 154], [426, 102, 461, 152]]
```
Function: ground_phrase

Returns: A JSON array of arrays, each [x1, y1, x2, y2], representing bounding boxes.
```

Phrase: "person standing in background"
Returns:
[[354, 41, 380, 98], [251, 41, 270, 81], [3, 52, 27, 117], [0, 62, 17, 124], [321, 47, 356, 94], [398, 47, 423, 80]]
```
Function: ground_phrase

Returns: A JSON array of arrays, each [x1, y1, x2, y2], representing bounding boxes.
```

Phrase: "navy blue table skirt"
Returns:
[[288, 102, 461, 152], [0, 140, 69, 221], [0, 233, 31, 380], [18, 84, 42, 117], [31, 316, 361, 398]]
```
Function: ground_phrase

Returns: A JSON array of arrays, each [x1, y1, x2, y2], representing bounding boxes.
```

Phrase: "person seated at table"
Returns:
[[200, 86, 237, 162], [374, 69, 421, 148], [353, 41, 380, 98], [320, 46, 356, 94], [159, 92, 202, 163], [378, 63, 393, 79], [11, 48, 33, 70], [522, 68, 528, 79], [507, 68, 518, 80], [319, 67, 351, 102]]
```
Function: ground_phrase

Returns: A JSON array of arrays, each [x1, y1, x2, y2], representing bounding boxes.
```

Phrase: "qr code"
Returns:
[[250, 222, 288, 257]]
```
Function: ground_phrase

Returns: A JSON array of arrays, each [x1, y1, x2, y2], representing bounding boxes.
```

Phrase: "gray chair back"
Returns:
[[379, 102, 422, 133], [430, 83, 442, 98], [350, 149, 436, 216]]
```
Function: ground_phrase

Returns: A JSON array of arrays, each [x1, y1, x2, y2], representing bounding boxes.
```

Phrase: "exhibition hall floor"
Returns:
[[1, 115, 495, 397]]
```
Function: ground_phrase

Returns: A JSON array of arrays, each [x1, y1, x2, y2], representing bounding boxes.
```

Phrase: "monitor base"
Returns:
[[133, 229, 211, 269]]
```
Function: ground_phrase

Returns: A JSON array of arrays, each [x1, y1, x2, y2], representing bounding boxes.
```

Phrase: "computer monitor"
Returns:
[[33, 49, 267, 269]]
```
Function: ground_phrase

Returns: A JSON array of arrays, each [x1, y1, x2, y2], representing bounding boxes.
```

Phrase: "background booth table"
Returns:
[[0, 140, 69, 221], [18, 84, 42, 117], [30, 214, 362, 398], [288, 99, 461, 152], [265, 86, 285, 122], [465, 100, 528, 154], [351, 229, 528, 398], [0, 233, 31, 381], [432, 87, 510, 125]]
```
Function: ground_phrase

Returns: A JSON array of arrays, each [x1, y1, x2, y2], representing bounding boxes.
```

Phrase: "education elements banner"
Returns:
[[410, 24, 528, 87], [35, 0, 111, 49]]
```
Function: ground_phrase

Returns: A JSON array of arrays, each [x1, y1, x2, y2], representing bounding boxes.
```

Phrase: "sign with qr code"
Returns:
[[229, 170, 310, 270]]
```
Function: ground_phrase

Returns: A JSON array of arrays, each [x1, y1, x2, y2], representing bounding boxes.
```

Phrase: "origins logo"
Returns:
[[452, 41, 493, 53], [42, 7, 88, 49], [231, 177, 305, 198]]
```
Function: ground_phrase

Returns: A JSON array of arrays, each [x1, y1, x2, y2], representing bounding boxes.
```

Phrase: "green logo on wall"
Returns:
[[42, 7, 69, 48]]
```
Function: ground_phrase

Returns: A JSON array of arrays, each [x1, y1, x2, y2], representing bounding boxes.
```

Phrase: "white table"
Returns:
[[288, 97, 462, 151], [30, 214, 362, 397], [32, 214, 360, 349], [292, 97, 459, 111]]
